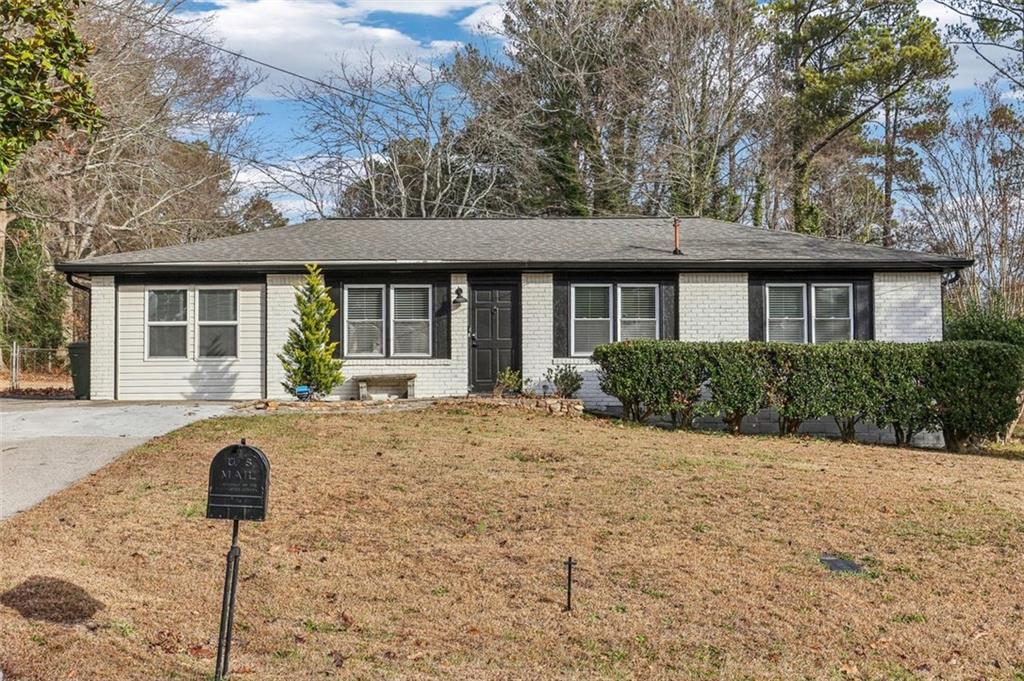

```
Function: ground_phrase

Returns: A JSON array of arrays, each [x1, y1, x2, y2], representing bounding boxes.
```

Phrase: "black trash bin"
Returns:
[[68, 341, 90, 399]]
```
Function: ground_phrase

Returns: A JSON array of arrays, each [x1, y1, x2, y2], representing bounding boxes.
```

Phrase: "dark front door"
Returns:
[[469, 281, 519, 393]]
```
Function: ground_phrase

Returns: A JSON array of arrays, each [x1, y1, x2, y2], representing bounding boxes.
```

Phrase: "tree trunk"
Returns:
[[61, 281, 76, 345], [882, 101, 898, 247], [791, 157, 816, 234], [0, 197, 10, 340]]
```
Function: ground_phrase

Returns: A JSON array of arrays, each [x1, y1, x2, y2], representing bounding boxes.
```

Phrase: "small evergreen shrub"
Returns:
[[594, 340, 708, 424], [701, 343, 772, 434], [592, 339, 1024, 451], [946, 306, 1024, 441], [544, 364, 584, 398], [923, 341, 1024, 452], [495, 367, 526, 396], [278, 263, 344, 399]]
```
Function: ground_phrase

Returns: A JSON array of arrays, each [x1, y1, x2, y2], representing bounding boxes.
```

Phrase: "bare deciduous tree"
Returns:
[[903, 85, 1024, 312], [8, 0, 260, 335], [277, 53, 533, 219]]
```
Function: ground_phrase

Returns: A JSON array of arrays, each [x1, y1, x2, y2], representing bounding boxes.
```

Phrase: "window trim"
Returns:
[[810, 283, 854, 343], [389, 284, 433, 358], [570, 283, 613, 357], [196, 287, 240, 360], [616, 283, 660, 343], [343, 284, 387, 358], [765, 283, 808, 343], [144, 287, 189, 360]]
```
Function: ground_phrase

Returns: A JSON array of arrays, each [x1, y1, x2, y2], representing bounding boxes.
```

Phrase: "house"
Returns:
[[56, 217, 971, 407]]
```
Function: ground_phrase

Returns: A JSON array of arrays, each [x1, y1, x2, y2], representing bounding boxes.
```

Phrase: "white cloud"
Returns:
[[918, 0, 1003, 92], [185, 1, 466, 97], [458, 3, 506, 35], [347, 0, 489, 17]]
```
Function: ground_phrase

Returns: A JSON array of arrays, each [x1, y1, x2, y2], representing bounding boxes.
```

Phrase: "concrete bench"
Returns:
[[353, 374, 416, 401]]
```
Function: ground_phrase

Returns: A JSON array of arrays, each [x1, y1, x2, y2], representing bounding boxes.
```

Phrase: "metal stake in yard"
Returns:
[[564, 557, 576, 612], [215, 519, 242, 680], [206, 440, 270, 681]]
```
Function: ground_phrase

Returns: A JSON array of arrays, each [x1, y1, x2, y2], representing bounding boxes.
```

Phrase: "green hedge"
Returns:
[[592, 340, 1024, 451]]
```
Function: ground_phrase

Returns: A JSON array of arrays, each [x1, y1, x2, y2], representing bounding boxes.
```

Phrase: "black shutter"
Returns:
[[329, 284, 342, 358], [748, 279, 765, 341], [553, 279, 569, 358], [433, 280, 451, 359], [660, 279, 677, 340], [853, 279, 873, 340]]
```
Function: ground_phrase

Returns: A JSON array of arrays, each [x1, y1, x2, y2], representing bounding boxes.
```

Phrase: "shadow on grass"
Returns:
[[0, 576, 104, 624]]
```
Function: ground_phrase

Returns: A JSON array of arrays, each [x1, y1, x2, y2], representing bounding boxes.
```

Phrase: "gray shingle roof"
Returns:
[[56, 217, 971, 273]]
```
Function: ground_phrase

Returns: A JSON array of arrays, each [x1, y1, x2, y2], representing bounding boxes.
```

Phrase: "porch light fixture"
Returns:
[[453, 287, 468, 305]]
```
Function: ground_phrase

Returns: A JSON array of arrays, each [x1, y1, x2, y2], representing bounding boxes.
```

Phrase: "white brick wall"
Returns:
[[678, 272, 749, 340], [90, 275, 116, 400], [874, 272, 943, 342], [520, 272, 618, 409], [521, 273, 553, 391], [266, 274, 304, 399], [331, 273, 469, 400]]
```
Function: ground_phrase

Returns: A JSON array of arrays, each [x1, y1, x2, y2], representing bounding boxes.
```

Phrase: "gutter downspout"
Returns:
[[939, 269, 962, 342], [65, 271, 91, 293]]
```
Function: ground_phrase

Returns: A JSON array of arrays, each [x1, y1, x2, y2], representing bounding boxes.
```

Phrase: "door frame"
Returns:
[[467, 275, 522, 393]]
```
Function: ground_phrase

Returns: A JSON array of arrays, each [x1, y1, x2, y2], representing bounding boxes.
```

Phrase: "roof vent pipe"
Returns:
[[672, 217, 682, 255]]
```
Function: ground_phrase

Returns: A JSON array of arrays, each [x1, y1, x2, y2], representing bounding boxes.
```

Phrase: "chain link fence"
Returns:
[[2, 343, 71, 390]]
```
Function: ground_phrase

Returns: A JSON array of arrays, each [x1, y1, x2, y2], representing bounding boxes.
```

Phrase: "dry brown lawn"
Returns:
[[1, 405, 1023, 680]]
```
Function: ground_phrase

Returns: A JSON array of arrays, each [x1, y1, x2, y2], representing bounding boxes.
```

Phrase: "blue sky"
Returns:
[[172, 1, 1000, 220]]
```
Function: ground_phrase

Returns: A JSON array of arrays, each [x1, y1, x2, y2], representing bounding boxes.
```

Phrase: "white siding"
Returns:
[[873, 272, 943, 342], [90, 276, 116, 400], [678, 272, 749, 340], [116, 282, 264, 400], [331, 274, 470, 400]]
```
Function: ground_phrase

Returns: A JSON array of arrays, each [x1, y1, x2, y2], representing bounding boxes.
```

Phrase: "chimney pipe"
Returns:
[[672, 216, 682, 255]]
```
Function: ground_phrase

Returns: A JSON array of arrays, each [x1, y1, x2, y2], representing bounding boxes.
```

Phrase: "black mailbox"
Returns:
[[206, 443, 270, 521]]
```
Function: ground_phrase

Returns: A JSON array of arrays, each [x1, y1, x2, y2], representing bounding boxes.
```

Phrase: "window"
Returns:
[[766, 284, 806, 343], [618, 284, 659, 341], [345, 285, 385, 356], [391, 285, 431, 356], [571, 284, 612, 355], [147, 289, 188, 358], [197, 290, 238, 358], [812, 284, 853, 342]]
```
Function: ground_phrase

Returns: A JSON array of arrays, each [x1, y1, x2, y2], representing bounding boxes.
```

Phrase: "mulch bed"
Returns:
[[0, 387, 76, 400]]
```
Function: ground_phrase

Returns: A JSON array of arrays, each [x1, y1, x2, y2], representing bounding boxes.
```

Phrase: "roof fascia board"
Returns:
[[56, 258, 973, 275]]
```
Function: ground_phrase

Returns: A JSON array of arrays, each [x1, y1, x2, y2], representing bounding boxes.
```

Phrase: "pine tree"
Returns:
[[277, 264, 344, 399]]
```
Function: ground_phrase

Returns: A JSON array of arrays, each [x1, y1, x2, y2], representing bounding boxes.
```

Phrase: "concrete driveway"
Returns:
[[0, 400, 233, 520]]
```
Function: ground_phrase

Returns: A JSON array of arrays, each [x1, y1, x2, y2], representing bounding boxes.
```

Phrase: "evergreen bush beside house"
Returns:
[[278, 263, 344, 399], [593, 340, 1024, 452], [945, 306, 1024, 441]]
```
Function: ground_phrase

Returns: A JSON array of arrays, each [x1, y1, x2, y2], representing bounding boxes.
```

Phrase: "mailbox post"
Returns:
[[206, 440, 270, 681]]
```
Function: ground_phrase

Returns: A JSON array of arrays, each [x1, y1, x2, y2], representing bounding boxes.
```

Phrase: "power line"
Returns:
[[90, 0, 644, 199], [92, 2, 413, 116], [8, 6, 669, 220], [0, 84, 527, 220]]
